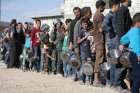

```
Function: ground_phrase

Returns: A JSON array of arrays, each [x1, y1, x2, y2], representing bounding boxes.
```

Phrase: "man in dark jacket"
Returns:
[[68, 7, 81, 81], [8, 19, 17, 68], [116, 0, 132, 38], [15, 22, 25, 68], [115, 0, 132, 91], [69, 7, 81, 50]]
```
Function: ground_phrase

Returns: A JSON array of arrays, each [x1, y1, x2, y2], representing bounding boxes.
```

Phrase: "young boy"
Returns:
[[61, 19, 72, 77], [62, 30, 70, 77], [31, 19, 41, 72], [77, 17, 91, 84], [103, 0, 121, 88], [120, 13, 140, 93], [40, 24, 50, 73], [93, 0, 106, 86]]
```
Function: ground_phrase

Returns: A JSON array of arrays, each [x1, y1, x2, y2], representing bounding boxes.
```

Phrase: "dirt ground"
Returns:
[[0, 62, 118, 93]]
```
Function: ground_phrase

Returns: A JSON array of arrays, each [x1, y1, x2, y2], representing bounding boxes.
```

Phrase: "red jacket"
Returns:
[[31, 27, 41, 47]]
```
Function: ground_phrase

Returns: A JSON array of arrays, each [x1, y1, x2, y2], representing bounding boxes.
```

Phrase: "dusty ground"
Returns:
[[0, 61, 118, 93]]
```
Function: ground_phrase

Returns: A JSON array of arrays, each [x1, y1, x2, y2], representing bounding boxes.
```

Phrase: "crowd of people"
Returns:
[[0, 0, 140, 93]]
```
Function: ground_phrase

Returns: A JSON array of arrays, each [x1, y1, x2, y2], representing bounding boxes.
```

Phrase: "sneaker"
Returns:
[[53, 71, 57, 75], [57, 73, 63, 77], [106, 83, 111, 88], [74, 77, 79, 82]]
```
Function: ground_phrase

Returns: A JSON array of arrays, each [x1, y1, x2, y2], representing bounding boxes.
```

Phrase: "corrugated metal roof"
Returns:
[[31, 8, 64, 19]]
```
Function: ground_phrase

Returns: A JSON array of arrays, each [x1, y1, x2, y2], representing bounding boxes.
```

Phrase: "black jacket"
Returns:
[[15, 30, 25, 45], [69, 17, 80, 44], [116, 5, 132, 38]]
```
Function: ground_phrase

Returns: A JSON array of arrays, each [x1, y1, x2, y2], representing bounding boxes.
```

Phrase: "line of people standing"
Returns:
[[1, 0, 140, 93]]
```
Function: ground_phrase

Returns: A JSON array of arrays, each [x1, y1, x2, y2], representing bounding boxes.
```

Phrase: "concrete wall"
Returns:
[[62, 0, 96, 20], [62, 0, 140, 19], [33, 0, 140, 31], [129, 0, 140, 17]]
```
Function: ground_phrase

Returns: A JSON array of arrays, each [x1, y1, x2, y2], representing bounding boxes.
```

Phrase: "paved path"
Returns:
[[0, 62, 118, 93]]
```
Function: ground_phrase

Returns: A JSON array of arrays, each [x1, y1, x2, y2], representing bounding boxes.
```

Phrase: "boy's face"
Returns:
[[135, 22, 140, 28], [100, 6, 105, 12], [17, 24, 22, 30], [45, 31, 48, 34], [36, 21, 41, 28], [24, 24, 28, 29], [85, 11, 92, 19], [82, 22, 88, 30], [64, 31, 68, 35], [56, 23, 61, 29], [114, 4, 120, 12], [125, 0, 131, 7]]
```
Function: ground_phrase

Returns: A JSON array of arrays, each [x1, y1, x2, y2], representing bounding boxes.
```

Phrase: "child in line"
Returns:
[[103, 0, 121, 88], [120, 13, 140, 93], [40, 24, 50, 73], [62, 19, 72, 77], [77, 17, 91, 84], [62, 30, 71, 77]]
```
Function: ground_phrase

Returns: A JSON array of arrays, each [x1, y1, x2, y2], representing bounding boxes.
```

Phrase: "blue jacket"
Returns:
[[103, 11, 117, 39], [120, 27, 140, 56], [103, 11, 119, 49]]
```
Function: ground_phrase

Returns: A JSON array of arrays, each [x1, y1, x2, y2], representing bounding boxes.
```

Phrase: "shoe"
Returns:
[[57, 73, 62, 77], [106, 83, 111, 88], [74, 78, 79, 82], [53, 71, 57, 75]]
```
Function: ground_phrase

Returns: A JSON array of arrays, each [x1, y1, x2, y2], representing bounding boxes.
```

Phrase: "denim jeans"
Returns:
[[82, 73, 92, 84], [40, 53, 44, 71], [131, 77, 140, 93], [63, 61, 72, 77], [130, 52, 140, 93], [32, 46, 41, 71], [72, 66, 80, 79], [106, 36, 121, 86], [22, 47, 28, 69], [109, 64, 122, 86]]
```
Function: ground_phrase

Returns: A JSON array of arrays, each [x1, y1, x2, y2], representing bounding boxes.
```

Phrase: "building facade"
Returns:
[[62, 0, 140, 19], [32, 0, 140, 30], [129, 0, 140, 16], [61, 0, 97, 19]]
